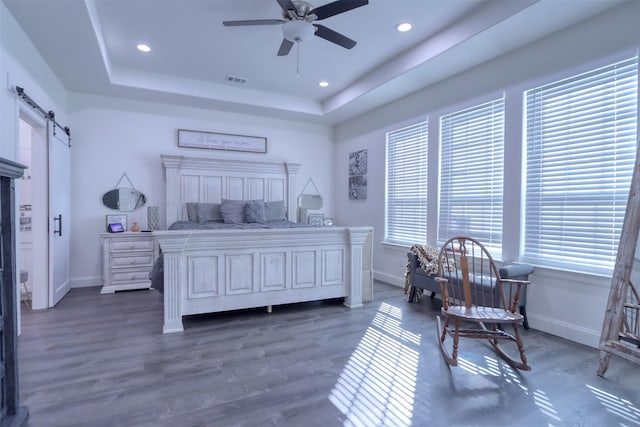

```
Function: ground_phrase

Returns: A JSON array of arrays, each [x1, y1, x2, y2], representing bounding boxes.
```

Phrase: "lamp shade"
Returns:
[[282, 20, 315, 42]]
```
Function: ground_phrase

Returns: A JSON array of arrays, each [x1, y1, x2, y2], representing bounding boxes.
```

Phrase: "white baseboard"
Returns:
[[70, 276, 102, 288], [373, 270, 601, 349], [374, 270, 404, 287], [527, 312, 600, 348]]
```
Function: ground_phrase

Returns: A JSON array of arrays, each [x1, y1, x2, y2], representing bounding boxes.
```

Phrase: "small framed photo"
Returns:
[[308, 213, 324, 226], [106, 214, 127, 232]]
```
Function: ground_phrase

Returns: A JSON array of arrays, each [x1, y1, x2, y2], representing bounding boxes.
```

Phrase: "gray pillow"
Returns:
[[245, 200, 266, 223], [197, 203, 223, 223], [220, 200, 246, 224], [186, 202, 198, 222], [264, 200, 286, 221]]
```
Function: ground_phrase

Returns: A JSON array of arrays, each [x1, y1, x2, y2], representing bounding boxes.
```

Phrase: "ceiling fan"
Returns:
[[223, 0, 369, 56]]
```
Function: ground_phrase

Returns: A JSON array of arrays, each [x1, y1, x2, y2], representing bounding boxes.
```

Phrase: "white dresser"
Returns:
[[100, 232, 157, 294]]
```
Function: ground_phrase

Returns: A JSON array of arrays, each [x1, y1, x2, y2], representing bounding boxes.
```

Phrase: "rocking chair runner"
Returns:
[[435, 236, 531, 371]]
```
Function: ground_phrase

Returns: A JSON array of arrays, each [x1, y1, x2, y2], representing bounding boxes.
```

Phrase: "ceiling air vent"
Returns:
[[225, 75, 247, 84]]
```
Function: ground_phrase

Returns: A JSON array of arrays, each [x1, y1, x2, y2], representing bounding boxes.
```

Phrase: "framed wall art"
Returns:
[[178, 129, 267, 153], [349, 149, 368, 176], [349, 175, 367, 200], [348, 149, 368, 200]]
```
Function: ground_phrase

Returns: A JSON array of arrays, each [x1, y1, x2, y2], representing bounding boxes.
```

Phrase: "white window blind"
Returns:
[[385, 121, 428, 245], [524, 56, 638, 275], [438, 98, 505, 258]]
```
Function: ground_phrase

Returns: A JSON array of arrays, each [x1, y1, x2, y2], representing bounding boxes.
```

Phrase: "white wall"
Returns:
[[0, 2, 68, 160], [334, 1, 640, 348], [1, 2, 69, 318], [68, 93, 334, 287]]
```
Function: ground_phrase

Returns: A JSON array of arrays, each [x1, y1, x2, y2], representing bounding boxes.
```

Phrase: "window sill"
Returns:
[[528, 264, 612, 289], [381, 241, 412, 252]]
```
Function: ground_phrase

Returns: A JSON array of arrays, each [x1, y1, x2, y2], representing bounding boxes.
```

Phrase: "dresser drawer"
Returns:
[[110, 253, 154, 268], [110, 238, 154, 252], [111, 269, 151, 284]]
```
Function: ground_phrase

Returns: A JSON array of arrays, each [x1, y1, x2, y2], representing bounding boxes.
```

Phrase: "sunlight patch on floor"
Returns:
[[458, 356, 562, 424], [587, 384, 640, 425], [534, 389, 561, 422], [457, 355, 523, 389], [458, 356, 502, 376], [329, 303, 420, 427]]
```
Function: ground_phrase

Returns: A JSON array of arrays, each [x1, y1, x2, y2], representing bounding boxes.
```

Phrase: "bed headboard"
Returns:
[[161, 155, 301, 226]]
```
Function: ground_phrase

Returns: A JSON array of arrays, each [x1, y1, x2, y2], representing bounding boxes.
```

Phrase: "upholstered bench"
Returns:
[[406, 251, 440, 302], [407, 250, 534, 329]]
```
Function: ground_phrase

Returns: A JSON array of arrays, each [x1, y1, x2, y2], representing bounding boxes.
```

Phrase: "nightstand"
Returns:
[[100, 232, 157, 294]]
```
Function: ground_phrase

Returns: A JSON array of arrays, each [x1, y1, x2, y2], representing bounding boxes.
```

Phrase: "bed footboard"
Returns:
[[154, 226, 372, 333]]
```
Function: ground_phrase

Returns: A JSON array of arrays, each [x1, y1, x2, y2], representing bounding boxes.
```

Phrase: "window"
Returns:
[[385, 121, 428, 245], [524, 56, 638, 275], [438, 97, 505, 257]]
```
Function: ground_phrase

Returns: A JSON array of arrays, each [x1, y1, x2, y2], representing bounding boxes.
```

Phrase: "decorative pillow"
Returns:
[[245, 200, 266, 223], [220, 200, 246, 224], [186, 202, 198, 222], [264, 200, 286, 221], [197, 203, 223, 223]]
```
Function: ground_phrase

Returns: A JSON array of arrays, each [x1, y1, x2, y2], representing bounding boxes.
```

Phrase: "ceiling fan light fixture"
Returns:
[[318, 81, 329, 87], [136, 43, 151, 52], [282, 20, 315, 42]]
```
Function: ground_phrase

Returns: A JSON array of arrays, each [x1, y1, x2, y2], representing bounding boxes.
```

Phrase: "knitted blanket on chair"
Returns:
[[404, 244, 439, 295]]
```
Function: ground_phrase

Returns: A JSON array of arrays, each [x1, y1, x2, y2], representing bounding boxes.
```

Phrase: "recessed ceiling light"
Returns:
[[319, 81, 329, 87], [137, 44, 151, 53], [396, 23, 412, 32]]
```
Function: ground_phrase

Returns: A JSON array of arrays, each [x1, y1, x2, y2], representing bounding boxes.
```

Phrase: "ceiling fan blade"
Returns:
[[310, 0, 368, 20], [276, 0, 297, 13], [313, 24, 356, 49], [223, 19, 285, 26], [277, 39, 294, 56]]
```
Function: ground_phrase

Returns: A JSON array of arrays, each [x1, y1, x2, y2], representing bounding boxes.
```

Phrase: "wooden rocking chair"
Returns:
[[435, 236, 531, 371]]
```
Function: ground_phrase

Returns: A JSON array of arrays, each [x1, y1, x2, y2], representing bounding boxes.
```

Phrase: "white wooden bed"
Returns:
[[154, 155, 373, 334]]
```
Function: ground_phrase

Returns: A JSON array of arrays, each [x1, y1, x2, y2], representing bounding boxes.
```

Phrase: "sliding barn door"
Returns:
[[48, 121, 71, 307]]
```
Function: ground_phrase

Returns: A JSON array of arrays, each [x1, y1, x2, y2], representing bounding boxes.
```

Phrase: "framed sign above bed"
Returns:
[[178, 129, 267, 153]]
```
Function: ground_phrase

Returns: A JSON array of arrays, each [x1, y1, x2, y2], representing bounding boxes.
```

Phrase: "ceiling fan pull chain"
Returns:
[[296, 41, 301, 77]]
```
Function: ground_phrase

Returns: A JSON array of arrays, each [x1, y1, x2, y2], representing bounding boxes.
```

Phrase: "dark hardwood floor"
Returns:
[[18, 282, 640, 427]]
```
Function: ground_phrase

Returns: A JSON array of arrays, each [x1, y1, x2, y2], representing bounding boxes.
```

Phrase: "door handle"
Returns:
[[53, 214, 62, 236]]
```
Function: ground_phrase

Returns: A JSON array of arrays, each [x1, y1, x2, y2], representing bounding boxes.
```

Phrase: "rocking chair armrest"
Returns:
[[499, 263, 533, 312], [434, 277, 448, 287], [435, 277, 449, 309], [500, 278, 530, 286], [498, 279, 528, 313]]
